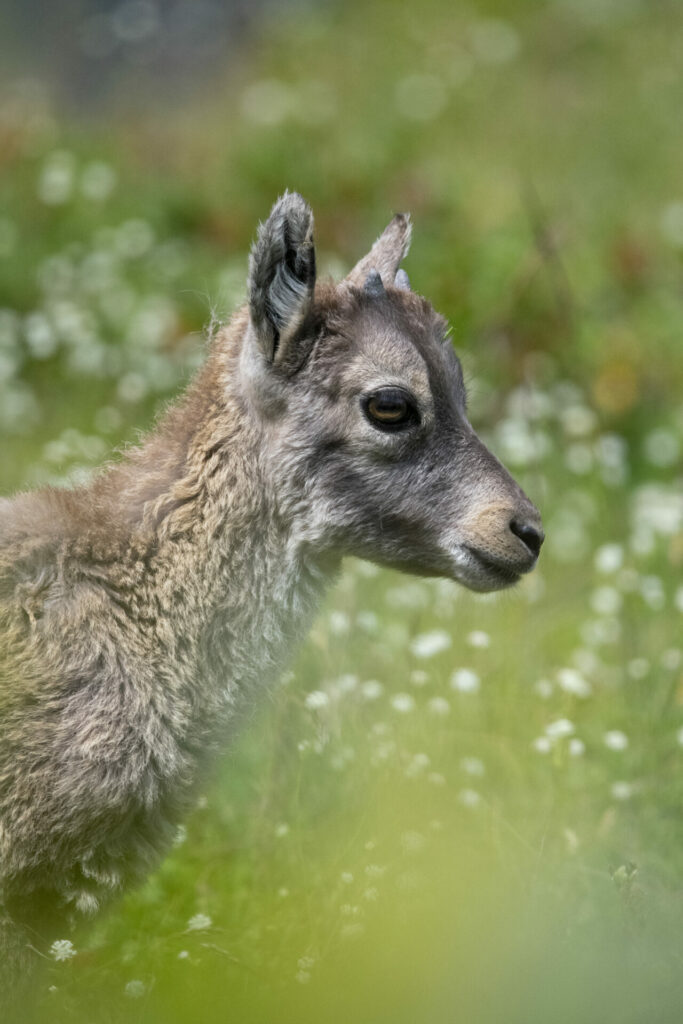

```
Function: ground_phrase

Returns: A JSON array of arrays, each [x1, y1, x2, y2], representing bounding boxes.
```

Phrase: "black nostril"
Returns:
[[510, 518, 544, 558]]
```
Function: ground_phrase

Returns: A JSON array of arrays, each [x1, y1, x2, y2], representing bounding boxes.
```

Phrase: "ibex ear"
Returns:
[[248, 192, 316, 365], [345, 213, 412, 289]]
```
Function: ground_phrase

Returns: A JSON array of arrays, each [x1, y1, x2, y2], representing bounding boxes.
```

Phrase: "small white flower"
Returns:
[[356, 610, 378, 632], [24, 312, 57, 359], [450, 668, 480, 694], [632, 484, 682, 537], [581, 616, 621, 648], [297, 955, 315, 970], [124, 980, 146, 999], [178, 950, 190, 960], [117, 371, 148, 403], [427, 772, 446, 786], [604, 730, 629, 751], [411, 630, 451, 659], [401, 830, 426, 853], [304, 690, 329, 710], [405, 753, 430, 777], [241, 78, 293, 126], [560, 404, 598, 438], [365, 864, 385, 878], [611, 781, 633, 801], [627, 658, 649, 680], [630, 528, 655, 556], [410, 669, 429, 686], [296, 970, 311, 984], [115, 218, 154, 259], [186, 913, 212, 932], [640, 575, 665, 611], [49, 939, 76, 962], [328, 610, 351, 635], [594, 544, 624, 574], [335, 673, 358, 695], [568, 738, 585, 757], [597, 433, 628, 471], [467, 630, 491, 649], [391, 693, 415, 713], [590, 586, 622, 616], [532, 736, 552, 754], [340, 872, 354, 885], [564, 828, 580, 852], [661, 648, 682, 670], [363, 887, 379, 901], [457, 788, 482, 809], [534, 678, 553, 699], [427, 696, 450, 716], [643, 428, 680, 467], [572, 648, 600, 674], [545, 718, 575, 740], [81, 161, 117, 201], [557, 668, 592, 698], [565, 443, 593, 475], [274, 823, 290, 838], [38, 151, 76, 206], [370, 743, 391, 765], [469, 18, 520, 64], [361, 679, 383, 700], [460, 757, 485, 777], [371, 722, 391, 736]]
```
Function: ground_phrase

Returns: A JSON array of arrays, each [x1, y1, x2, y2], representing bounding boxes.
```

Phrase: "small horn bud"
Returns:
[[363, 268, 385, 297], [394, 269, 411, 291]]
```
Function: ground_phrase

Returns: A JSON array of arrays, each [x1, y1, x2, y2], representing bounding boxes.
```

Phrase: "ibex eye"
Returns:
[[363, 388, 418, 431]]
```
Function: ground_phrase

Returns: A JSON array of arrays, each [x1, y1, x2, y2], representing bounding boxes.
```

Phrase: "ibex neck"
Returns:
[[89, 328, 332, 714]]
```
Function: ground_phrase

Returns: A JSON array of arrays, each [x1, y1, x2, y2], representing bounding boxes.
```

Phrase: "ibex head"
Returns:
[[241, 192, 543, 591]]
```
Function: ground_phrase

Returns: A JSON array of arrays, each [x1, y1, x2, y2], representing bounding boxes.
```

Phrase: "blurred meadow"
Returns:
[[1, 0, 683, 1021]]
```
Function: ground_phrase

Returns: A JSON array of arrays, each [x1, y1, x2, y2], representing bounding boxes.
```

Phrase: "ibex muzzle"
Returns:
[[0, 192, 542, 990]]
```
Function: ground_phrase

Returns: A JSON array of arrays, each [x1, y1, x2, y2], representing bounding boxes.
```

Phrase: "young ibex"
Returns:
[[0, 193, 543, 988]]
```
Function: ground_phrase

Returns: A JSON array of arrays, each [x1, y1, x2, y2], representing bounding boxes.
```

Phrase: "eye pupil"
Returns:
[[364, 388, 418, 431]]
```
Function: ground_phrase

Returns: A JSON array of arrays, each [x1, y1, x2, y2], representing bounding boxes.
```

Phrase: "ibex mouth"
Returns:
[[460, 546, 527, 591]]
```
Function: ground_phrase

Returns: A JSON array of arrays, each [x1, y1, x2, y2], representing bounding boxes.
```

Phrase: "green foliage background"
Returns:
[[1, 1, 682, 1020]]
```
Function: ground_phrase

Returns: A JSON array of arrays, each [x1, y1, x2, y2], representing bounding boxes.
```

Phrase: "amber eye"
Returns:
[[363, 388, 418, 431]]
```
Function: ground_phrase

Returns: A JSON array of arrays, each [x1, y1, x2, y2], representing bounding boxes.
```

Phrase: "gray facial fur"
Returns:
[[0, 193, 542, 998]]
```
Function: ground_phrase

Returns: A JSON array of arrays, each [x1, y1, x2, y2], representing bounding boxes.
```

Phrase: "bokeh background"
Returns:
[[1, 1, 682, 1021]]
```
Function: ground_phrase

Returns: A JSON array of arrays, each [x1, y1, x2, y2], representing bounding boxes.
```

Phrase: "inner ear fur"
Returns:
[[248, 191, 317, 365]]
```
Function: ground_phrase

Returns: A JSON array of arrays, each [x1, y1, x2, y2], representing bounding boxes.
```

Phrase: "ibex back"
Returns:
[[0, 193, 543, 989]]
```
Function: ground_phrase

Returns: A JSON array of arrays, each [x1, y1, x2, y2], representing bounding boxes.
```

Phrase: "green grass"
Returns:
[[1, 0, 683, 1020]]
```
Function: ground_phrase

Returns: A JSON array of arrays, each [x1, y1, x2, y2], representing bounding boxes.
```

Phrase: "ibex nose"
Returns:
[[509, 515, 544, 560]]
